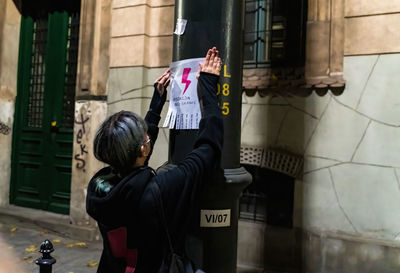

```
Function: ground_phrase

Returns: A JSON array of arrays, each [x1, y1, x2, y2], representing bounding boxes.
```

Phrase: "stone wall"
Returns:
[[344, 0, 400, 55], [0, 1, 20, 206], [239, 53, 400, 272], [108, 0, 174, 168], [298, 54, 400, 240], [70, 101, 107, 228]]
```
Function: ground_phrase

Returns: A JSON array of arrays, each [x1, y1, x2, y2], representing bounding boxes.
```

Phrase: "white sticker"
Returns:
[[200, 209, 231, 227], [174, 18, 187, 35]]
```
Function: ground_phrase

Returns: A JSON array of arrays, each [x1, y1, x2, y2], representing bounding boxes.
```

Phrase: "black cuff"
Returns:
[[199, 72, 219, 87], [149, 83, 167, 115], [198, 72, 219, 108], [145, 111, 161, 125]]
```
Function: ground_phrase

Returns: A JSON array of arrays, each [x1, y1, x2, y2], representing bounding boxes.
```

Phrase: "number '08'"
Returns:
[[217, 83, 230, 97]]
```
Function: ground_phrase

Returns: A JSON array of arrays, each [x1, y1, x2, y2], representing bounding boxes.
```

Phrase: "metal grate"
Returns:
[[239, 164, 295, 226], [240, 146, 264, 166], [262, 150, 302, 178], [240, 191, 267, 222], [240, 146, 303, 178], [62, 12, 80, 128], [27, 17, 48, 128]]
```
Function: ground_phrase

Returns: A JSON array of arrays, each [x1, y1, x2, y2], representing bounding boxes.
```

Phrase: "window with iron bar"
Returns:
[[243, 0, 307, 68], [240, 165, 295, 228]]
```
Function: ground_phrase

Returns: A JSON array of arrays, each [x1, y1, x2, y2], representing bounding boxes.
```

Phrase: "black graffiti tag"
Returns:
[[74, 113, 90, 172], [0, 121, 10, 135]]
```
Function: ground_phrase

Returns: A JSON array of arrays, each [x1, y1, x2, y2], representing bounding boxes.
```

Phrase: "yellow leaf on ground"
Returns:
[[10, 227, 17, 232], [53, 239, 61, 243], [22, 256, 34, 264], [75, 242, 87, 247], [25, 245, 37, 252], [66, 243, 74, 248], [87, 261, 99, 267]]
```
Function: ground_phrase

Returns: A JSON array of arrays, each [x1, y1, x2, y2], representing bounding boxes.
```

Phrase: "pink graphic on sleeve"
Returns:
[[181, 67, 192, 94]]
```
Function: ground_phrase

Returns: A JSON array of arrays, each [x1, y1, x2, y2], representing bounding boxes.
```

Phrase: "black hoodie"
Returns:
[[86, 72, 223, 273]]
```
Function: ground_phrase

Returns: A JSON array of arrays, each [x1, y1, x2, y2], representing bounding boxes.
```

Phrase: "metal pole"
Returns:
[[169, 1, 252, 272]]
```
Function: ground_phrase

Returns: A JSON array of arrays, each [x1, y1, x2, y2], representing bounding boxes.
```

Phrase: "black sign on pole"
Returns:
[[169, 0, 252, 272]]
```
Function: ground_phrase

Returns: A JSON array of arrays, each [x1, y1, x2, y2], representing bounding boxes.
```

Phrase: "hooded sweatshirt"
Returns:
[[86, 72, 223, 273]]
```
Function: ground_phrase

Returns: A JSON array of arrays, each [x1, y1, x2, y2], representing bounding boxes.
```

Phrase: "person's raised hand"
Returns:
[[198, 47, 221, 77], [155, 68, 171, 96]]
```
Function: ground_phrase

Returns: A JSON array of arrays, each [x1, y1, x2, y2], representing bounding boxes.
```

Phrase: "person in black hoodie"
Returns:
[[86, 47, 223, 273]]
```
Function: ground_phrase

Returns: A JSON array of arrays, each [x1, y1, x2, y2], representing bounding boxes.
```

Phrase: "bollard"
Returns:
[[35, 239, 56, 273]]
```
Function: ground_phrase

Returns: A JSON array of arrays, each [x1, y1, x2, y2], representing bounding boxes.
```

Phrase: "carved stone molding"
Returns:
[[76, 0, 112, 96], [305, 0, 345, 95]]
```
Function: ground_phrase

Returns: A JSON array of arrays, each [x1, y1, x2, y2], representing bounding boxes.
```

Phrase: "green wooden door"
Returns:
[[10, 10, 80, 214]]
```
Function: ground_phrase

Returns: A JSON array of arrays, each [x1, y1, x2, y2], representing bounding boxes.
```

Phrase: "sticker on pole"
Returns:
[[200, 209, 231, 227], [163, 58, 204, 130], [174, 19, 187, 35]]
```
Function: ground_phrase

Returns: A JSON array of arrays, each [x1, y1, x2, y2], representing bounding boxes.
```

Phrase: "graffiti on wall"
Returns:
[[0, 121, 10, 135], [74, 112, 89, 172]]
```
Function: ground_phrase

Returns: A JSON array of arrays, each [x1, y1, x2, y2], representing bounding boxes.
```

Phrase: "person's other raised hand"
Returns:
[[198, 47, 221, 77], [155, 68, 171, 96]]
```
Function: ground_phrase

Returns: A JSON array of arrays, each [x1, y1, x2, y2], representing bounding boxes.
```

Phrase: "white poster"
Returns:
[[163, 57, 205, 130]]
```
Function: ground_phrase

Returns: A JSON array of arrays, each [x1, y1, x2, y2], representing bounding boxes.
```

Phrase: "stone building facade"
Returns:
[[0, 0, 400, 272], [237, 1, 400, 272]]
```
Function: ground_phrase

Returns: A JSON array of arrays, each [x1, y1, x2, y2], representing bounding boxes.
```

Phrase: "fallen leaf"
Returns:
[[66, 243, 74, 248], [75, 242, 87, 247], [22, 256, 34, 264], [53, 239, 61, 243], [25, 245, 37, 252], [10, 227, 17, 232], [87, 261, 99, 267]]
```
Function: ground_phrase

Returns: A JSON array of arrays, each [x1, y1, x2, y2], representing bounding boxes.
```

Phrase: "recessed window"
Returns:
[[240, 165, 295, 228], [243, 0, 307, 68]]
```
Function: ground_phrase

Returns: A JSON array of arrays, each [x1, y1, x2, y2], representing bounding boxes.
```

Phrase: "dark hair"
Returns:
[[94, 110, 148, 177]]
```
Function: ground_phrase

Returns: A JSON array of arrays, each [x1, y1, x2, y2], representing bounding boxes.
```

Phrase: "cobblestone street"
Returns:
[[0, 219, 102, 273]]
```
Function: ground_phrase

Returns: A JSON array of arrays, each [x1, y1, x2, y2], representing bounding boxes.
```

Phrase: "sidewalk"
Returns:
[[0, 219, 102, 273]]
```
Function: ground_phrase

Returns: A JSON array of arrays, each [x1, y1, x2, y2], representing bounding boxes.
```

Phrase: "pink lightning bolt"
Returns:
[[181, 67, 191, 94]]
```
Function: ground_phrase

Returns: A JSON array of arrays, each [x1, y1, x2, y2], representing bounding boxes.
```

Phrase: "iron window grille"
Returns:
[[62, 12, 80, 129], [240, 190, 267, 222], [240, 164, 295, 228], [243, 0, 307, 68], [27, 17, 48, 128]]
